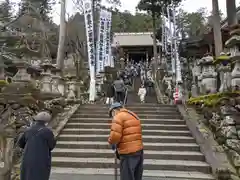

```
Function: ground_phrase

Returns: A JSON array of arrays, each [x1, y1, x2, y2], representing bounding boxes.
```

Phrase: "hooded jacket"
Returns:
[[108, 108, 143, 154]]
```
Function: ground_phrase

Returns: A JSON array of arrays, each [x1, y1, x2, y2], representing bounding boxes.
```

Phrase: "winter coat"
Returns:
[[138, 88, 147, 98], [113, 79, 125, 92], [18, 121, 56, 180], [108, 108, 143, 154], [106, 83, 115, 97]]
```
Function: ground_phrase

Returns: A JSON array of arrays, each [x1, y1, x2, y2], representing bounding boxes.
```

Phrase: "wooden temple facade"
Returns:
[[112, 32, 161, 63]]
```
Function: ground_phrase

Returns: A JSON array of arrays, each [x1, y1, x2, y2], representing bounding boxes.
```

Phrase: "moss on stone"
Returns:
[[214, 55, 231, 64], [0, 80, 8, 85], [187, 91, 240, 107]]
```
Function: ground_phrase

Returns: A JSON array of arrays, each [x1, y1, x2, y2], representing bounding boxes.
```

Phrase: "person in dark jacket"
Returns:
[[18, 111, 56, 180], [113, 77, 126, 103], [105, 81, 115, 104]]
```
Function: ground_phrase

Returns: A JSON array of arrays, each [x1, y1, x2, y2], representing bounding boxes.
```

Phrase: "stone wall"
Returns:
[[185, 94, 240, 179]]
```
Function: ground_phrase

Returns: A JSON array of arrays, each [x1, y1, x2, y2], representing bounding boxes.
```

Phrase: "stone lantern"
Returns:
[[225, 24, 240, 90], [11, 57, 31, 82], [40, 60, 54, 93], [27, 64, 42, 89], [195, 59, 203, 94], [65, 75, 76, 99], [55, 68, 65, 96], [215, 52, 231, 92], [51, 66, 61, 96], [200, 54, 217, 94]]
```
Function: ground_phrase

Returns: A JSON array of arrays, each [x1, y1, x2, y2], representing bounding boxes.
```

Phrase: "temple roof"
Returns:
[[112, 32, 162, 47], [221, 6, 240, 28]]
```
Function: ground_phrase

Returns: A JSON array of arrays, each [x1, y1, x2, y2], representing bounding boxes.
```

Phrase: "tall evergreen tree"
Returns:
[[20, 0, 55, 21]]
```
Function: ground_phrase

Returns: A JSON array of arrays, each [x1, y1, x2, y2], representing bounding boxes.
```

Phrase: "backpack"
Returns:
[[114, 81, 125, 92]]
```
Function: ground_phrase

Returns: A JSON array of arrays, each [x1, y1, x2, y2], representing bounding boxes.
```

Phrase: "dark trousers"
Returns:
[[119, 150, 144, 180], [115, 91, 125, 103]]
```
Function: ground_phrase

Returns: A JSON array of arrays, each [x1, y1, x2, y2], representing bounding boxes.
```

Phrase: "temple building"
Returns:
[[112, 32, 161, 64]]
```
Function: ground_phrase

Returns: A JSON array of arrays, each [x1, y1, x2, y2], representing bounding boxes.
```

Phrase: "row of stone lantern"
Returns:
[[192, 53, 240, 97], [189, 25, 240, 97], [191, 52, 237, 96], [0, 58, 80, 100]]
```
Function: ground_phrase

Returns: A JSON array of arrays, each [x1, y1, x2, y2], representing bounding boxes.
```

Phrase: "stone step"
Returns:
[[52, 102, 213, 179], [51, 168, 214, 180], [55, 141, 200, 151], [51, 157, 211, 173], [76, 109, 179, 114], [68, 118, 186, 125], [64, 123, 188, 130], [75, 110, 180, 115], [52, 149, 205, 161], [57, 134, 195, 143], [71, 114, 182, 119], [61, 128, 192, 136], [79, 106, 178, 111], [81, 103, 176, 108], [128, 107, 178, 111]]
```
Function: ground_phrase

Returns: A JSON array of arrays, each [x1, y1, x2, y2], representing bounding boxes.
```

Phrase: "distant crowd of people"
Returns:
[[104, 60, 154, 104]]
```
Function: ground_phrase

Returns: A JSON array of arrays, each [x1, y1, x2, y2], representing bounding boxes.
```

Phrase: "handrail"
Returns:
[[123, 89, 128, 107]]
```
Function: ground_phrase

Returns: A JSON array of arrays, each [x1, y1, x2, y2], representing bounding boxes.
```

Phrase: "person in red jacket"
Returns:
[[108, 102, 144, 180]]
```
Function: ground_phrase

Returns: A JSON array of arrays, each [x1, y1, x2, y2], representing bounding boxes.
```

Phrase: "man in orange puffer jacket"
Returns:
[[108, 102, 144, 180]]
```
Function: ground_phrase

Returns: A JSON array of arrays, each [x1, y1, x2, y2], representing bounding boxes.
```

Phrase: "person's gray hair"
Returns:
[[33, 111, 52, 122]]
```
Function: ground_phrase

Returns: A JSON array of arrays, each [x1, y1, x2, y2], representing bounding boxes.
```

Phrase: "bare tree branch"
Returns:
[[71, 0, 84, 14]]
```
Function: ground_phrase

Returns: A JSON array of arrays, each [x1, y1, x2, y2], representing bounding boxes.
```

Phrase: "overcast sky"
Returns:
[[1, 0, 240, 24], [51, 0, 240, 24]]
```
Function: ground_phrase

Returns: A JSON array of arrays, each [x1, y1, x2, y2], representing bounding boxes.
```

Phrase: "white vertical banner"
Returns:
[[104, 11, 112, 67], [83, 0, 96, 101], [167, 6, 175, 74], [110, 56, 115, 67], [96, 9, 107, 74], [110, 54, 114, 67]]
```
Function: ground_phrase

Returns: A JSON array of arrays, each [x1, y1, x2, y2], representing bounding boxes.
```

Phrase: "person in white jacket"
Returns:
[[138, 84, 147, 103]]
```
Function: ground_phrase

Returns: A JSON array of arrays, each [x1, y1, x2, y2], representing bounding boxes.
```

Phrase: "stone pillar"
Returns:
[[216, 53, 231, 92], [231, 60, 240, 90], [66, 75, 76, 99], [40, 61, 54, 93], [225, 24, 240, 90], [194, 59, 202, 95], [75, 80, 83, 99], [54, 70, 65, 96], [51, 67, 61, 95], [200, 54, 217, 94]]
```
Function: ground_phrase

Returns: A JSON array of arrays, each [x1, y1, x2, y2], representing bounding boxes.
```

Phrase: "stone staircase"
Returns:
[[51, 102, 214, 180]]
